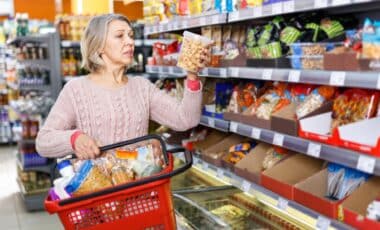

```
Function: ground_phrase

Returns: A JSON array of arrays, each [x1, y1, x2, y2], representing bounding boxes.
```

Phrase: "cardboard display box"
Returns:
[[234, 143, 274, 184], [224, 109, 272, 130], [271, 101, 333, 136], [221, 141, 259, 173], [193, 130, 229, 153], [337, 117, 380, 157], [324, 52, 373, 71], [261, 154, 325, 200], [299, 112, 339, 145], [294, 169, 346, 218], [201, 134, 246, 167], [340, 177, 380, 230]]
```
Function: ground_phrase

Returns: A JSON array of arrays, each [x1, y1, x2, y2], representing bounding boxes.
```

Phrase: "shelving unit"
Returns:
[[175, 153, 353, 230]]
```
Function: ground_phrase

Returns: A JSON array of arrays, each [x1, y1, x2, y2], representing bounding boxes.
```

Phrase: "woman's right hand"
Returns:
[[74, 134, 101, 160]]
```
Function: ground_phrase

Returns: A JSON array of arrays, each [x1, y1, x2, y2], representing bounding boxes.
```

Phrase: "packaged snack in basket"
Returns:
[[177, 31, 214, 73], [262, 147, 287, 170], [296, 86, 336, 118], [111, 165, 135, 186], [331, 89, 379, 131], [65, 160, 113, 197]]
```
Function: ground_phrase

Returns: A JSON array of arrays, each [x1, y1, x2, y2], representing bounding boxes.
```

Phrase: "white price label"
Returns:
[[146, 66, 152, 72], [182, 21, 188, 28], [208, 118, 215, 127], [158, 25, 164, 32], [61, 41, 71, 47], [212, 15, 219, 24], [332, 0, 351, 6], [330, 71, 346, 86], [251, 128, 261, 139], [262, 69, 273, 80], [172, 21, 179, 29], [202, 68, 209, 76], [200, 17, 206, 26], [230, 122, 238, 133], [277, 197, 289, 211], [288, 70, 301, 82], [217, 168, 224, 179], [357, 155, 376, 174], [229, 11, 240, 22], [202, 162, 209, 171], [220, 68, 227, 78], [162, 24, 168, 31], [158, 66, 163, 73], [169, 67, 174, 74], [307, 143, 322, 158], [253, 6, 263, 18], [167, 23, 173, 31], [316, 216, 331, 230], [314, 0, 328, 8], [377, 74, 380, 89], [230, 67, 240, 77], [241, 180, 251, 193], [283, 1, 295, 13], [273, 133, 284, 146], [272, 3, 283, 15]]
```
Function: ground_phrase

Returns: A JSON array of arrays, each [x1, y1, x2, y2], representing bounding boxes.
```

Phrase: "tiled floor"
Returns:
[[0, 146, 62, 230]]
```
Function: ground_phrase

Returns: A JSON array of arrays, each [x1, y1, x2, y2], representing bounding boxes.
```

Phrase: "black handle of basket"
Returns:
[[58, 147, 192, 206]]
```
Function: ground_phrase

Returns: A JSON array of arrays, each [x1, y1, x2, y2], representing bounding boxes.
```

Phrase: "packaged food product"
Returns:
[[290, 84, 315, 104], [262, 147, 287, 170], [189, 0, 203, 15], [289, 55, 324, 70], [202, 26, 212, 40], [289, 43, 336, 56], [65, 160, 113, 197], [331, 89, 379, 131], [280, 26, 302, 45], [227, 142, 256, 164], [177, 31, 213, 73], [260, 42, 283, 58], [211, 204, 249, 225], [362, 18, 380, 59], [296, 86, 336, 118], [178, 0, 190, 15], [320, 18, 345, 39], [223, 40, 239, 60], [215, 82, 234, 113], [212, 26, 223, 52], [202, 0, 214, 12], [326, 163, 345, 198], [111, 165, 134, 186]]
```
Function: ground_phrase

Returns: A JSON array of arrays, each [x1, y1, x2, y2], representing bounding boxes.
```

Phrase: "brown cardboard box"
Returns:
[[193, 130, 229, 153], [261, 154, 325, 200], [271, 101, 333, 136], [294, 169, 346, 218], [341, 177, 380, 230], [234, 143, 274, 184], [324, 52, 372, 71], [201, 134, 246, 167]]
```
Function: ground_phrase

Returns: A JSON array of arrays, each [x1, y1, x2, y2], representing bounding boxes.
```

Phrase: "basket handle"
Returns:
[[58, 147, 192, 206]]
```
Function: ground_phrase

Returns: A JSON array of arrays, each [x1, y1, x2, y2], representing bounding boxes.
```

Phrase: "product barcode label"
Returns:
[[283, 0, 295, 13], [307, 143, 322, 158], [253, 6, 263, 17], [277, 197, 289, 211], [208, 118, 215, 128], [219, 68, 227, 78], [229, 11, 240, 21], [272, 2, 283, 15], [262, 69, 273, 80], [357, 155, 376, 174], [273, 133, 284, 146], [241, 180, 251, 193], [230, 122, 238, 133], [229, 67, 240, 77], [314, 0, 328, 8], [288, 70, 301, 82], [330, 71, 346, 86], [377, 74, 380, 89], [251, 128, 261, 139], [316, 216, 331, 230], [332, 0, 351, 6]]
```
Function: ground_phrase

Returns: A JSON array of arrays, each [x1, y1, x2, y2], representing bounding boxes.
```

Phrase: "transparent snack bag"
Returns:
[[177, 31, 213, 73]]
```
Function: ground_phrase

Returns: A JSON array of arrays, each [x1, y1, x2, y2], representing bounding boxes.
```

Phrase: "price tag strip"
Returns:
[[251, 128, 261, 139], [314, 0, 328, 8], [307, 143, 322, 158], [316, 216, 331, 230], [262, 69, 273, 80], [288, 70, 301, 82], [241, 180, 251, 193], [230, 122, 238, 133], [277, 197, 289, 211], [330, 71, 346, 86], [273, 133, 284, 147], [208, 118, 215, 128]]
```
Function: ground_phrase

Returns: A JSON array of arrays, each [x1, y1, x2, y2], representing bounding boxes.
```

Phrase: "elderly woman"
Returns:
[[36, 14, 210, 160]]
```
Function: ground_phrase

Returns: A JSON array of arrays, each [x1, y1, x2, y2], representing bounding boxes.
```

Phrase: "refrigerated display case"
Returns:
[[171, 158, 305, 230]]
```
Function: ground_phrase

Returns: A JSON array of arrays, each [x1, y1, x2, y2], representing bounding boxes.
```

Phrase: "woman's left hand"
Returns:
[[187, 46, 212, 81]]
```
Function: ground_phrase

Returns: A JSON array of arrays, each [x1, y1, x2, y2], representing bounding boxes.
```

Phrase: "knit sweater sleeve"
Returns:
[[142, 78, 202, 131], [36, 81, 78, 158]]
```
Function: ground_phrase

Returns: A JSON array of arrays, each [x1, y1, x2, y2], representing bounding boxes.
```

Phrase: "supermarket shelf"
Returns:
[[144, 12, 228, 36], [7, 35, 50, 45], [19, 84, 51, 91], [176, 154, 353, 230], [60, 40, 80, 47], [17, 178, 48, 211], [147, 66, 380, 90], [229, 67, 380, 90], [142, 39, 175, 46], [200, 115, 230, 132], [18, 59, 50, 67], [200, 115, 380, 176], [145, 65, 187, 78], [228, 0, 380, 22], [61, 39, 175, 48], [16, 153, 52, 174]]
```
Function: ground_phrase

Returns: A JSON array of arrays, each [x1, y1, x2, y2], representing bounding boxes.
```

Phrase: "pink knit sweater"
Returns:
[[36, 76, 202, 158]]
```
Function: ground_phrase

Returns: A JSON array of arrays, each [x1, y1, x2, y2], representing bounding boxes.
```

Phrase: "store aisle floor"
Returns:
[[0, 146, 62, 230]]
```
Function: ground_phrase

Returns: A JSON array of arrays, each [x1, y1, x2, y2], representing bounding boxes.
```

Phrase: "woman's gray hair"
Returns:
[[80, 14, 131, 73]]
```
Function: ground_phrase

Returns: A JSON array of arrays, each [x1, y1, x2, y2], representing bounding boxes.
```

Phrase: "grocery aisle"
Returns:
[[0, 146, 61, 230]]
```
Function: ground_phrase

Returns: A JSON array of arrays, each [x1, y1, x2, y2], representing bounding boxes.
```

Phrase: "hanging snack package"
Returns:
[[326, 163, 345, 199], [296, 86, 336, 118], [65, 160, 113, 197], [177, 31, 214, 73]]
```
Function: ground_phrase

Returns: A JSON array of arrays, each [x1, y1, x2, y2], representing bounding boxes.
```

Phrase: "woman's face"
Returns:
[[101, 20, 134, 67]]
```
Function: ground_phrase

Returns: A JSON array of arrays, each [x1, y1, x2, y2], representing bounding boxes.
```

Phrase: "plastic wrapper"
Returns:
[[362, 18, 380, 59], [177, 31, 213, 73], [189, 0, 203, 15], [290, 84, 315, 104], [223, 40, 239, 60], [327, 163, 345, 199], [289, 55, 324, 70], [215, 82, 234, 113], [262, 147, 287, 170], [331, 89, 379, 131], [111, 165, 134, 185], [296, 86, 335, 118], [227, 142, 256, 164], [210, 204, 249, 226]]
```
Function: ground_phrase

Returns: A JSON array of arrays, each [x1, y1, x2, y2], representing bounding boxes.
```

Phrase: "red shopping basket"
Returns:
[[45, 135, 193, 230]]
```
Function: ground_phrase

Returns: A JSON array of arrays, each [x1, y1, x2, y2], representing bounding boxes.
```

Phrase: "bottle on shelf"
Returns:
[[68, 49, 77, 76]]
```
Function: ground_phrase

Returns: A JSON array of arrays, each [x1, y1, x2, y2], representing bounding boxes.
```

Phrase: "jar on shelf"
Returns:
[[29, 119, 39, 139]]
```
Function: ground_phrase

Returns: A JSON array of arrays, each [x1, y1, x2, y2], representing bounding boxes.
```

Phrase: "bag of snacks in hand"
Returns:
[[296, 86, 336, 119], [177, 31, 214, 73]]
